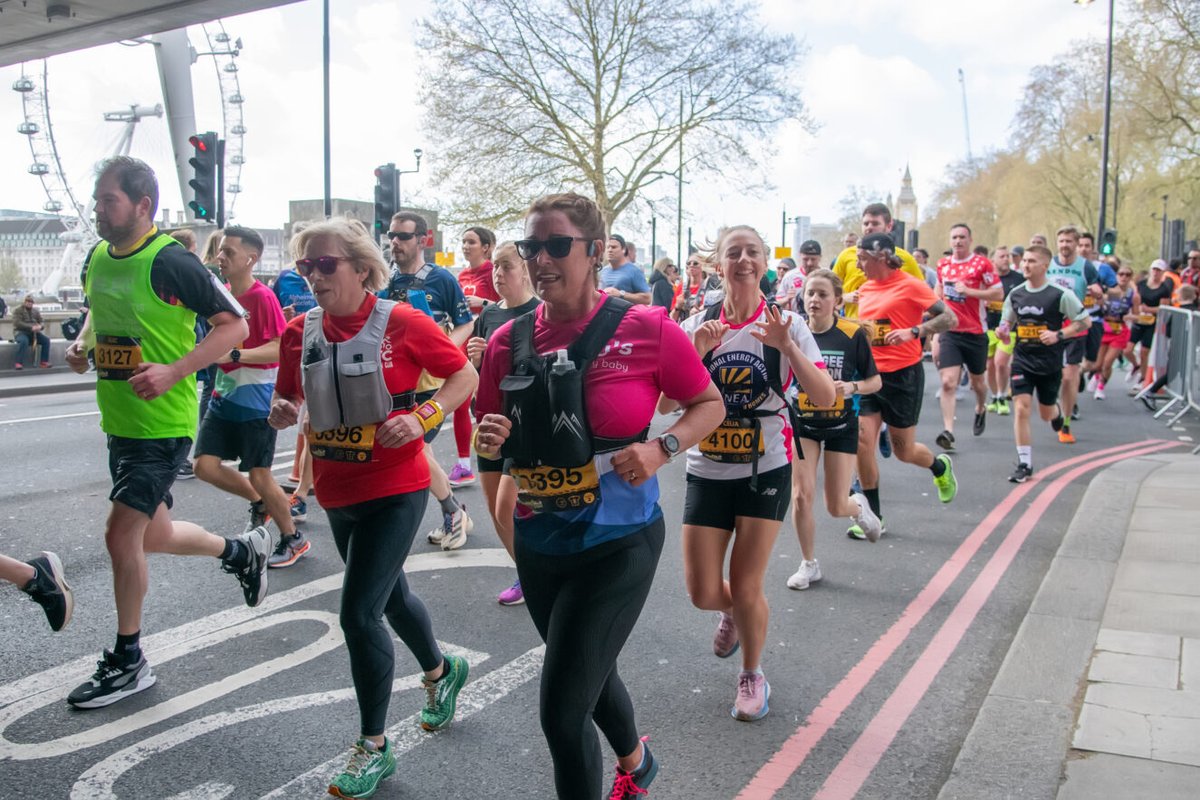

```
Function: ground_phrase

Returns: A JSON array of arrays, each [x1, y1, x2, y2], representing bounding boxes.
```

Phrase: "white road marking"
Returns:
[[0, 410, 100, 426], [162, 784, 234, 800]]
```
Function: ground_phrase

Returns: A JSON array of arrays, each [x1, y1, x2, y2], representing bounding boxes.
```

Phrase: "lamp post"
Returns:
[[1075, 0, 1115, 239], [396, 148, 423, 211]]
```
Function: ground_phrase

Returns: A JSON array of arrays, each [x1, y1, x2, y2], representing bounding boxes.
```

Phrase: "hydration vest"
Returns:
[[500, 298, 646, 469], [301, 299, 415, 432], [385, 264, 435, 319]]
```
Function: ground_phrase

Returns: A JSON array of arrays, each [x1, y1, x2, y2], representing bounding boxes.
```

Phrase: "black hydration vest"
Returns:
[[700, 301, 800, 489], [500, 298, 647, 469]]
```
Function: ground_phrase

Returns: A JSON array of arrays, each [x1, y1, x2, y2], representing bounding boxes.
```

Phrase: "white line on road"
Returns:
[[0, 410, 100, 426]]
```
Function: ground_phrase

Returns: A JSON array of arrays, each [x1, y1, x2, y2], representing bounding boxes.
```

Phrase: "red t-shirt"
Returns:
[[858, 270, 938, 373], [277, 294, 468, 508], [937, 253, 997, 335], [457, 261, 500, 312]]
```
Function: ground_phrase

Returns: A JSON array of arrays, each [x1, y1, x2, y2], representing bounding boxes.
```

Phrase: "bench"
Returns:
[[0, 339, 71, 371]]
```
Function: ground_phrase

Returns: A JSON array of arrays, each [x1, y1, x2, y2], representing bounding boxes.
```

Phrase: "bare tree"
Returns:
[[418, 0, 808, 228]]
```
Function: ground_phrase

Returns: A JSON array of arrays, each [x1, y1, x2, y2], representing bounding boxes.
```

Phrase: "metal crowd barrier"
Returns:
[[1146, 306, 1200, 453]]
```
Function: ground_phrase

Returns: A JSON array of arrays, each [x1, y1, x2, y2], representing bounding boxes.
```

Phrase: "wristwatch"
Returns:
[[910, 326, 921, 339], [619, 289, 626, 299], [230, 348, 241, 363], [657, 433, 681, 459], [1056, 330, 1065, 342]]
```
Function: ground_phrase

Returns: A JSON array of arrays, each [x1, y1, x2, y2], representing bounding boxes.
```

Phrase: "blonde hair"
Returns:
[[493, 241, 533, 291], [291, 217, 388, 292], [201, 229, 223, 265], [804, 268, 873, 338]]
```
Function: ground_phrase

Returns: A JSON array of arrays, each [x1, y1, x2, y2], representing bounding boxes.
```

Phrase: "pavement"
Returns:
[[0, 365, 94, 397], [939, 452, 1200, 800]]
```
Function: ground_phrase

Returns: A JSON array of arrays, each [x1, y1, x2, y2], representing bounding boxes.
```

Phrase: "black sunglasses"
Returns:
[[515, 236, 592, 260], [387, 231, 420, 241], [295, 256, 349, 277]]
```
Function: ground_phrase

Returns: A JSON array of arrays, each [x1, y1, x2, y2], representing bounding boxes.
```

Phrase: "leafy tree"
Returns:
[[419, 0, 809, 228], [0, 256, 22, 294]]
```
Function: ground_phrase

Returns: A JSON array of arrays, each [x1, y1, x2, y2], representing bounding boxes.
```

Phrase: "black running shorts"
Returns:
[[107, 435, 191, 517], [936, 331, 988, 375], [195, 415, 279, 471], [1131, 323, 1155, 349], [796, 421, 859, 455], [1011, 369, 1062, 407], [683, 464, 791, 530], [1062, 336, 1086, 366], [1085, 320, 1103, 362], [858, 361, 925, 429]]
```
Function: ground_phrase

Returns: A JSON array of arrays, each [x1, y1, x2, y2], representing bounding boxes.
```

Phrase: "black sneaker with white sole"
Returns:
[[935, 430, 956, 451], [973, 410, 986, 436], [22, 551, 73, 632], [67, 649, 156, 709], [1008, 463, 1033, 483], [222, 526, 272, 607]]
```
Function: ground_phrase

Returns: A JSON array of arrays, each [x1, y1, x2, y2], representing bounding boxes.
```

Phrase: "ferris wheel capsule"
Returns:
[[29, 162, 50, 175], [18, 121, 40, 135], [12, 77, 35, 92]]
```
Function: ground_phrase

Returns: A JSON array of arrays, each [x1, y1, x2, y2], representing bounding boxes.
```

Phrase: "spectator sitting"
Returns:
[[13, 295, 51, 370]]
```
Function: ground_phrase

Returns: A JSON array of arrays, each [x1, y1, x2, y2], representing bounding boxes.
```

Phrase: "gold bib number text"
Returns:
[[308, 424, 377, 463], [510, 462, 601, 512], [95, 335, 144, 380], [699, 420, 764, 463], [1016, 324, 1047, 341]]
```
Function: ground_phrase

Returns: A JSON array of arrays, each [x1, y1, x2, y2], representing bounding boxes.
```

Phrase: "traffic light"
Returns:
[[187, 132, 218, 222], [374, 163, 398, 236], [1100, 229, 1117, 256]]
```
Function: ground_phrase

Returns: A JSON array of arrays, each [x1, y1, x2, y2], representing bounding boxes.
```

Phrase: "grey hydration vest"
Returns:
[[302, 299, 410, 431]]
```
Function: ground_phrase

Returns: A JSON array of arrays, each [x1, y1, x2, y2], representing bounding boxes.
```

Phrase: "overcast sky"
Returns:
[[0, 0, 1112, 250]]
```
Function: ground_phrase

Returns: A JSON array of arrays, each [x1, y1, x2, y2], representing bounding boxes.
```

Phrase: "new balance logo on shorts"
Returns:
[[760, 487, 778, 496]]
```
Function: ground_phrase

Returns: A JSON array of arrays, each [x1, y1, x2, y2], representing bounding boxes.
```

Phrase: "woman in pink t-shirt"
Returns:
[[475, 193, 723, 799]]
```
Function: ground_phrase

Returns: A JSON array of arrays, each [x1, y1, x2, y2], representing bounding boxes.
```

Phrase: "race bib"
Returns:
[[308, 424, 377, 463], [1137, 313, 1155, 325], [986, 300, 1004, 313], [510, 462, 600, 512], [944, 284, 967, 303], [699, 419, 764, 464], [1016, 324, 1047, 342], [1083, 294, 1096, 308], [95, 335, 143, 380], [1106, 319, 1124, 333], [869, 320, 893, 346], [794, 392, 846, 420]]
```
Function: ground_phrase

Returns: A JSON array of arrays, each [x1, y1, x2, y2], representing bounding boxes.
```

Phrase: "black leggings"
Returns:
[[326, 491, 443, 737], [516, 518, 665, 799]]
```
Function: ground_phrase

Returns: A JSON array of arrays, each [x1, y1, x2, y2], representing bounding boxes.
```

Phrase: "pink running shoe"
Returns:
[[447, 463, 476, 487], [712, 612, 739, 658], [497, 580, 524, 606], [732, 670, 770, 721]]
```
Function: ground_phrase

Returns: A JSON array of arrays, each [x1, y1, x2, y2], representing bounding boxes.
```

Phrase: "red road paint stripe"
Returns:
[[813, 440, 1180, 799], [735, 439, 1170, 799]]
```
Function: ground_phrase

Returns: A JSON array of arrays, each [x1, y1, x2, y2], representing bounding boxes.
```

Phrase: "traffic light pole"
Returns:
[[217, 137, 227, 229], [1096, 0, 1114, 239]]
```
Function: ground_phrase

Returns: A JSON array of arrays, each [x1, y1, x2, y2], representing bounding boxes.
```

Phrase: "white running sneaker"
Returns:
[[1095, 383, 1106, 400], [439, 505, 474, 551], [786, 559, 823, 590], [1086, 373, 1099, 392], [851, 492, 883, 543]]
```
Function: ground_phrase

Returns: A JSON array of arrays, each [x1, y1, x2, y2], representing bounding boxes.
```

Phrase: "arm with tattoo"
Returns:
[[920, 300, 957, 336]]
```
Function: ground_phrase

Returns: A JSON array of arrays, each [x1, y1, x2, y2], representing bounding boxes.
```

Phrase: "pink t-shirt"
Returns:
[[475, 294, 711, 433]]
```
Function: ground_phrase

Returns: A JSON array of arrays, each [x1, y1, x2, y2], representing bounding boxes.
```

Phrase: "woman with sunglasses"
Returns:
[[667, 225, 834, 723], [474, 193, 724, 799], [673, 254, 722, 322], [649, 258, 678, 310], [268, 218, 477, 800], [464, 242, 540, 606], [1092, 265, 1139, 400]]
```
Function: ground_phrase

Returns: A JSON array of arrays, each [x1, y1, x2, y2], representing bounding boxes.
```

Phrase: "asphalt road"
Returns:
[[0, 364, 1195, 800]]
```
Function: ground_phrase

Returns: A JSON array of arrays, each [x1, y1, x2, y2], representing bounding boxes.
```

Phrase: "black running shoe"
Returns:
[[935, 430, 956, 451], [1008, 463, 1033, 483], [609, 741, 659, 799], [67, 649, 156, 709], [246, 500, 270, 533], [222, 526, 272, 607], [23, 551, 73, 632], [973, 410, 986, 436], [175, 461, 195, 480]]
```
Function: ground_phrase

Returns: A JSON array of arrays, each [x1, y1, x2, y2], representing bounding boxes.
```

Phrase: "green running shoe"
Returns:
[[996, 397, 1012, 416], [328, 738, 396, 799], [420, 654, 469, 731], [986, 399, 1000, 414], [847, 518, 886, 540], [933, 454, 958, 503]]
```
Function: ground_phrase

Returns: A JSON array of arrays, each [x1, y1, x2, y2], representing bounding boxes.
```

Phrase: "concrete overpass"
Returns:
[[0, 0, 302, 67]]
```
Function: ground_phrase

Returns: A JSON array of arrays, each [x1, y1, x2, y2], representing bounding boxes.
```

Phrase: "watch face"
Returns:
[[661, 433, 680, 454]]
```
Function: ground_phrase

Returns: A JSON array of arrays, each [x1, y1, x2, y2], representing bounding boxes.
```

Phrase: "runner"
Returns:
[[787, 269, 882, 590], [1045, 225, 1101, 443], [474, 192, 723, 799], [985, 245, 1025, 415], [269, 217, 476, 800], [464, 242, 541, 606], [1078, 232, 1118, 394], [1131, 260, 1174, 394], [64, 157, 264, 709], [674, 225, 834, 720], [383, 211, 476, 550], [272, 248, 319, 518], [996, 245, 1091, 482], [190, 226, 307, 568], [673, 253, 721, 321], [1092, 265, 1138, 400], [449, 226, 502, 489], [1, 551, 72, 631], [934, 224, 1001, 449], [853, 233, 960, 537], [831, 203, 927, 319]]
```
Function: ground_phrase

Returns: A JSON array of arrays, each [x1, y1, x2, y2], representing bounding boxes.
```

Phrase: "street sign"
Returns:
[[774, 247, 792, 259]]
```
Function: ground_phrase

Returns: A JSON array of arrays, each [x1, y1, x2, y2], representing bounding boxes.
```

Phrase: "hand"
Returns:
[[268, 398, 300, 430], [65, 340, 89, 374], [609, 441, 667, 487], [128, 362, 182, 401], [954, 281, 970, 297], [997, 324, 1011, 345], [376, 413, 425, 448], [693, 320, 730, 357], [475, 413, 512, 455], [32, 324, 42, 333], [751, 303, 792, 349], [883, 327, 915, 345], [603, 287, 622, 298], [466, 336, 488, 367], [844, 290, 859, 305], [834, 380, 855, 398], [281, 304, 297, 321], [1038, 329, 1060, 346]]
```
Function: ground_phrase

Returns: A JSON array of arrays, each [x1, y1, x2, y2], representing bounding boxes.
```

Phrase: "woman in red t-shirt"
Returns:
[[268, 218, 477, 799]]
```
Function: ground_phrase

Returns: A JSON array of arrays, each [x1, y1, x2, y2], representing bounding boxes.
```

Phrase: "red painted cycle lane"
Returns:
[[737, 439, 1176, 799]]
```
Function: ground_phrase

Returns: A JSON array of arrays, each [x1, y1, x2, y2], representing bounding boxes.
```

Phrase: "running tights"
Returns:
[[326, 491, 443, 736], [516, 518, 665, 799]]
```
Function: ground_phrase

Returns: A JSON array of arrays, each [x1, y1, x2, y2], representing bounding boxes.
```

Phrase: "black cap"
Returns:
[[608, 234, 627, 250], [799, 240, 821, 256], [858, 232, 896, 255], [1010, 245, 1025, 257]]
